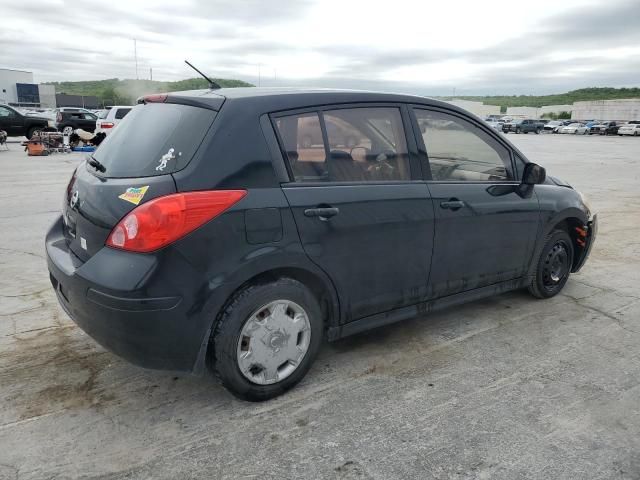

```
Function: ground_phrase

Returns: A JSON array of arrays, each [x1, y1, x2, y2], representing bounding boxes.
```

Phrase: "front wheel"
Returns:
[[528, 229, 574, 299], [210, 278, 323, 401]]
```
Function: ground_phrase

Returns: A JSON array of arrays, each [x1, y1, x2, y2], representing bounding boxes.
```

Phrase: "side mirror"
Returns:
[[522, 162, 546, 185]]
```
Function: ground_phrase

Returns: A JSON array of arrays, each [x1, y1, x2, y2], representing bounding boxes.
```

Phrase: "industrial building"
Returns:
[[0, 68, 56, 108], [572, 99, 640, 122], [539, 104, 573, 117], [505, 106, 539, 118], [55, 93, 100, 109], [506, 105, 574, 119], [446, 99, 501, 118]]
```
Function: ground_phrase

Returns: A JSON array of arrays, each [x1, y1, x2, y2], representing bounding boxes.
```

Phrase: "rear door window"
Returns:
[[92, 103, 216, 178], [274, 107, 410, 182]]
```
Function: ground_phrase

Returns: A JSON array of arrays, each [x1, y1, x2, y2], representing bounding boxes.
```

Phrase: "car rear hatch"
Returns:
[[63, 101, 219, 262]]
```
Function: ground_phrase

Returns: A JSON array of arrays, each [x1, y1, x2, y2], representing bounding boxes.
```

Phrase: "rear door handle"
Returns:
[[440, 199, 465, 211], [304, 207, 340, 219]]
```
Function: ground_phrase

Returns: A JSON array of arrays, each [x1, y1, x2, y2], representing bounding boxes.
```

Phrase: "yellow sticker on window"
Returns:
[[118, 186, 149, 205]]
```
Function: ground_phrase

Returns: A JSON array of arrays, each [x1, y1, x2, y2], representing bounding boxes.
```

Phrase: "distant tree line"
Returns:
[[445, 87, 640, 110], [541, 111, 572, 120], [46, 77, 254, 106]]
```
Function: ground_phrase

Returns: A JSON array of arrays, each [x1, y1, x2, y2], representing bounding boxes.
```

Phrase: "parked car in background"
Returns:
[[589, 121, 619, 135], [47, 88, 596, 400], [0, 104, 53, 138], [544, 120, 563, 132], [502, 119, 542, 134], [618, 123, 640, 136], [95, 106, 132, 135], [559, 123, 588, 135], [57, 107, 95, 114], [485, 119, 505, 132], [55, 110, 98, 134]]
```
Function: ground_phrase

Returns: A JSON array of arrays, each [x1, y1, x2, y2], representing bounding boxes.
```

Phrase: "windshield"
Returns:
[[92, 103, 217, 178]]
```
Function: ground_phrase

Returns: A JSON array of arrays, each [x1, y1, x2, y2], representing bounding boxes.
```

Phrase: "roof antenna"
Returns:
[[184, 60, 221, 90]]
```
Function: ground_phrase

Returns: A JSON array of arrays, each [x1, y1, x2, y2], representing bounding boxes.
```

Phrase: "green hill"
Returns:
[[442, 87, 640, 112], [46, 77, 254, 106]]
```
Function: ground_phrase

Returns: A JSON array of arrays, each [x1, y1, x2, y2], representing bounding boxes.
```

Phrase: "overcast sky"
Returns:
[[1, 0, 639, 95]]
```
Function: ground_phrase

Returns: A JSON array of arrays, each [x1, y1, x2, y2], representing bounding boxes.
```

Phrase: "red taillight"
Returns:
[[66, 168, 78, 201], [100, 122, 114, 129], [143, 94, 168, 103], [106, 190, 247, 253]]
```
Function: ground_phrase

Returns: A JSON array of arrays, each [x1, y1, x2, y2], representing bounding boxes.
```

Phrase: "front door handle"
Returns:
[[440, 199, 465, 211], [304, 207, 340, 220]]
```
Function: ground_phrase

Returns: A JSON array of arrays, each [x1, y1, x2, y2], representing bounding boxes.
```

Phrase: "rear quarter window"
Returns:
[[115, 108, 131, 120], [92, 103, 216, 178]]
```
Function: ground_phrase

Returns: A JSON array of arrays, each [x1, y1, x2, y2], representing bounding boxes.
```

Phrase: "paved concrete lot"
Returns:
[[0, 134, 639, 479]]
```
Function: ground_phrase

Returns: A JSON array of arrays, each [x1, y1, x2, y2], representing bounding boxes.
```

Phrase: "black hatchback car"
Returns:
[[55, 109, 98, 134], [46, 88, 597, 401]]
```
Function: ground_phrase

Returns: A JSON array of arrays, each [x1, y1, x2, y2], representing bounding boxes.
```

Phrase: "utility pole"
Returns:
[[134, 38, 139, 80], [258, 64, 261, 87], [150, 67, 153, 81]]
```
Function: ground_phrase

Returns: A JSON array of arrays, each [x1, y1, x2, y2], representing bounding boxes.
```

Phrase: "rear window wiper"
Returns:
[[88, 156, 106, 173]]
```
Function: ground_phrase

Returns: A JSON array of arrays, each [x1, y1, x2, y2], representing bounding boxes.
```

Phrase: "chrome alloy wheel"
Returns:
[[236, 300, 311, 385]]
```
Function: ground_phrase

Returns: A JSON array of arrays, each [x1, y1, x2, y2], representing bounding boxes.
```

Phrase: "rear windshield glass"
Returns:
[[93, 103, 216, 178]]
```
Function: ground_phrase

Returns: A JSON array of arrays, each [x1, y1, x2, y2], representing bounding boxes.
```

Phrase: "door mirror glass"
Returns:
[[522, 162, 546, 185]]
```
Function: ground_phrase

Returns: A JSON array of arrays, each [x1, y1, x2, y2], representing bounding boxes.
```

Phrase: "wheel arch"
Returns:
[[537, 209, 589, 273], [195, 263, 341, 374]]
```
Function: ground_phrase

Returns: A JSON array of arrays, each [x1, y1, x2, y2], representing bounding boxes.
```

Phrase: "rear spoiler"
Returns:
[[137, 92, 224, 111]]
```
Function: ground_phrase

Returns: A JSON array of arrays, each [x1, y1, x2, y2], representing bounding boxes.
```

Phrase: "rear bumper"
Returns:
[[572, 214, 598, 273], [46, 216, 215, 372]]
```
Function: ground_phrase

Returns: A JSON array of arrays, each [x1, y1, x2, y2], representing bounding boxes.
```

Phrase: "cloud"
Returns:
[[0, 0, 638, 94]]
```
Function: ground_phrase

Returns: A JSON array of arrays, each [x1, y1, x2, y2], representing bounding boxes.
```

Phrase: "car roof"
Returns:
[[165, 87, 469, 115]]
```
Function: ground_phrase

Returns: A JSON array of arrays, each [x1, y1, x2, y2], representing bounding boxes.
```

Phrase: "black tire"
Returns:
[[528, 229, 574, 299], [210, 278, 323, 401], [535, 128, 540, 134], [515, 128, 521, 134], [26, 127, 40, 139]]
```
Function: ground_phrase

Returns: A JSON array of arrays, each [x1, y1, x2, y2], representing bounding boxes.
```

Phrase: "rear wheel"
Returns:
[[210, 278, 323, 401], [62, 125, 74, 135], [26, 127, 40, 139], [528, 230, 574, 299]]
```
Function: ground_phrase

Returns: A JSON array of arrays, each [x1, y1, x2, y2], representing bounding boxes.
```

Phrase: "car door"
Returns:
[[411, 106, 540, 298], [274, 105, 435, 323], [0, 106, 24, 136], [79, 112, 97, 131]]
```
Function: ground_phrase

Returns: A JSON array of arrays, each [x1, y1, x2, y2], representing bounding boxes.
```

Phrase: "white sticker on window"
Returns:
[[156, 148, 181, 171]]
